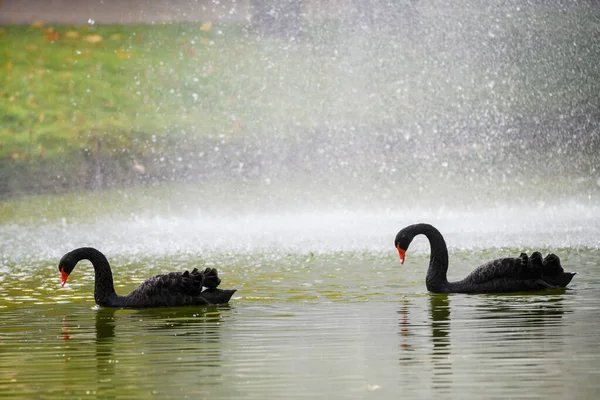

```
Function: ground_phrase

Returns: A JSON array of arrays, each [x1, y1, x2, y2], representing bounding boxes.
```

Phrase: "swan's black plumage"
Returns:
[[58, 247, 236, 307], [394, 224, 576, 294]]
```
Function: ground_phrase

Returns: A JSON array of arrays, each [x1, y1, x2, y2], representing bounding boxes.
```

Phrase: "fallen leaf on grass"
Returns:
[[31, 20, 44, 28], [200, 22, 212, 32], [64, 30, 80, 39], [26, 44, 37, 51], [84, 34, 103, 44], [46, 31, 59, 41], [110, 33, 121, 41], [116, 49, 132, 59]]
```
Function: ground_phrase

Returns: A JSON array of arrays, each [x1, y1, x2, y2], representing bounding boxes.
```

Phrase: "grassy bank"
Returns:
[[1, 8, 599, 196], [0, 21, 377, 162], [0, 22, 256, 160]]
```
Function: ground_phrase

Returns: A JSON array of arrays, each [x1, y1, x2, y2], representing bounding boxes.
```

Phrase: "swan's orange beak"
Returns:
[[60, 268, 69, 287], [397, 246, 406, 265]]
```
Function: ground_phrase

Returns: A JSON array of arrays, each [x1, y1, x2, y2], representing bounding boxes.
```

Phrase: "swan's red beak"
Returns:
[[60, 268, 69, 287], [397, 246, 406, 265]]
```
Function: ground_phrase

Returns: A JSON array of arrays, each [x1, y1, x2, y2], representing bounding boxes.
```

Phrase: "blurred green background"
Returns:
[[1, 0, 599, 196]]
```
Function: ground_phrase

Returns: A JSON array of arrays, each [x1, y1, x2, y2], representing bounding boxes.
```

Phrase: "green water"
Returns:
[[1, 184, 600, 399]]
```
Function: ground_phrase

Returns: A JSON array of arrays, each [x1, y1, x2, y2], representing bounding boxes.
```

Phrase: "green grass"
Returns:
[[0, 22, 366, 161], [0, 23, 248, 159], [0, 9, 599, 164]]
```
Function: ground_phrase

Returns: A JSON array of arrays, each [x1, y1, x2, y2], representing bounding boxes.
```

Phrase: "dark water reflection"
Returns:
[[54, 306, 229, 399], [94, 307, 226, 399], [393, 287, 600, 399], [93, 309, 117, 400], [430, 295, 452, 390], [397, 296, 453, 391]]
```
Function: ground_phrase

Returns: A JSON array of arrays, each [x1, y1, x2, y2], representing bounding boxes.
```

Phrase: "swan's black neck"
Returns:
[[402, 224, 450, 292], [68, 248, 118, 306], [421, 226, 450, 292]]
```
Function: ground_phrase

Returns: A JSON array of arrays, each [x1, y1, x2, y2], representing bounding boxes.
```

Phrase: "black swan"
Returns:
[[58, 247, 236, 307], [394, 223, 576, 294]]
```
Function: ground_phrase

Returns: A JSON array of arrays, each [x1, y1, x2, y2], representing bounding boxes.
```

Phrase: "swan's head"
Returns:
[[58, 254, 77, 287], [394, 231, 414, 265]]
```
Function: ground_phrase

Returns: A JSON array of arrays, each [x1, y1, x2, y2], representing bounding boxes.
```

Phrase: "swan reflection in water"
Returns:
[[429, 295, 452, 389], [397, 293, 568, 392], [61, 306, 230, 397], [473, 293, 568, 361], [397, 295, 453, 391]]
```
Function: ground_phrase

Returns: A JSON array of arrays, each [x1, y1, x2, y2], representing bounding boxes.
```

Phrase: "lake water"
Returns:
[[1, 182, 599, 399]]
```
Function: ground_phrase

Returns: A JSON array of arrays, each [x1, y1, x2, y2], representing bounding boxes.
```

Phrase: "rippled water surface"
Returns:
[[1, 184, 600, 399]]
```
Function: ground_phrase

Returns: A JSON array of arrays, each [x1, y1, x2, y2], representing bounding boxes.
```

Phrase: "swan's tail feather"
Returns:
[[550, 272, 577, 287], [200, 288, 237, 304], [517, 252, 575, 288]]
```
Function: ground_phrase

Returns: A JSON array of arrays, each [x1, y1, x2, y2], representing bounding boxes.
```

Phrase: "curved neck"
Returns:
[[418, 225, 450, 292], [70, 248, 117, 306]]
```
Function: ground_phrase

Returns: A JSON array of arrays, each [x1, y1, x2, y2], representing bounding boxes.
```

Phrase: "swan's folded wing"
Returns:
[[129, 268, 222, 299], [465, 256, 539, 284], [466, 251, 571, 285]]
